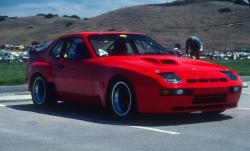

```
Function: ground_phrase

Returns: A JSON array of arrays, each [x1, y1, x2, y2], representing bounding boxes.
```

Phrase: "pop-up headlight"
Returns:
[[160, 72, 182, 84], [221, 71, 238, 81]]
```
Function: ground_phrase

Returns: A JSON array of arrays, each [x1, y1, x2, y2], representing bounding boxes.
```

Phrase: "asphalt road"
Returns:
[[0, 82, 249, 151]]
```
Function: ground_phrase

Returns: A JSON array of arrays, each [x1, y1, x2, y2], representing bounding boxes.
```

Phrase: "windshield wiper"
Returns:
[[142, 52, 165, 55]]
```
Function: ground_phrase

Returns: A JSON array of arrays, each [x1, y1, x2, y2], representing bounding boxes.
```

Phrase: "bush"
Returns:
[[234, 0, 250, 5], [36, 13, 46, 17], [43, 14, 58, 19], [70, 15, 80, 19], [66, 22, 73, 27], [44, 14, 54, 19], [218, 8, 231, 13], [0, 17, 7, 22], [0, 15, 8, 22], [63, 15, 81, 19], [108, 28, 116, 31], [10, 16, 18, 19], [27, 25, 34, 29]]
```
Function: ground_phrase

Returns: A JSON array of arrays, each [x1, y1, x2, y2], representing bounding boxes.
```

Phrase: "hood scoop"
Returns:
[[161, 59, 179, 65], [141, 58, 179, 65]]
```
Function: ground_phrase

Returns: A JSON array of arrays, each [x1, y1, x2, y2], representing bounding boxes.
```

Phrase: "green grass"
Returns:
[[203, 59, 250, 76], [0, 63, 27, 86]]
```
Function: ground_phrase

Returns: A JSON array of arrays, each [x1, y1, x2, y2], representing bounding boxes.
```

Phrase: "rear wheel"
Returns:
[[202, 110, 225, 116], [31, 76, 57, 106], [108, 78, 136, 118]]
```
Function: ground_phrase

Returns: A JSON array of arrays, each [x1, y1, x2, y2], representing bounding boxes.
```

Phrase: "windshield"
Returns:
[[88, 34, 168, 57]]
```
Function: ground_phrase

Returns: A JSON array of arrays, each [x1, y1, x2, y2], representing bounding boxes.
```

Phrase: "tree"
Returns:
[[44, 14, 54, 19], [66, 22, 73, 27], [70, 15, 80, 19], [0, 16, 8, 22], [234, 0, 250, 5], [36, 14, 46, 17]]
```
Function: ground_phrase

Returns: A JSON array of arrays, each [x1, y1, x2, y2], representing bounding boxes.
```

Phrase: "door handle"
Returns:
[[57, 64, 64, 69]]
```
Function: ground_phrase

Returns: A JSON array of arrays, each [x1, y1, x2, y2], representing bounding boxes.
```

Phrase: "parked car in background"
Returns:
[[207, 49, 250, 60], [234, 48, 250, 59], [28, 32, 242, 118], [208, 51, 225, 60], [0, 49, 29, 63]]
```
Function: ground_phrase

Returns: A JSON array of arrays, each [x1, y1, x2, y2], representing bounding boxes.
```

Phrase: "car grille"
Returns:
[[193, 94, 227, 104], [186, 78, 228, 83]]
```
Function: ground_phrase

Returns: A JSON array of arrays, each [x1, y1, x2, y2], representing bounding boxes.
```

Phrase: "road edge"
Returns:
[[0, 85, 28, 93], [240, 76, 250, 82]]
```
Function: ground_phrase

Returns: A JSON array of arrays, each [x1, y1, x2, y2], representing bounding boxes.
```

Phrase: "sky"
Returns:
[[0, 0, 175, 18]]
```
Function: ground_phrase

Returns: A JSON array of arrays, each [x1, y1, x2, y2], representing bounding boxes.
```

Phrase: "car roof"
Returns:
[[59, 31, 142, 38]]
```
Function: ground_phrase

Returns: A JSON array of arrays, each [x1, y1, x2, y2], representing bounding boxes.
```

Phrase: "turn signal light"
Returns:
[[160, 89, 193, 96], [229, 86, 241, 93]]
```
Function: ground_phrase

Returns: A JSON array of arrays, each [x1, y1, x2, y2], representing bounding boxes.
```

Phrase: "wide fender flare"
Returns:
[[102, 69, 161, 108], [28, 62, 54, 90]]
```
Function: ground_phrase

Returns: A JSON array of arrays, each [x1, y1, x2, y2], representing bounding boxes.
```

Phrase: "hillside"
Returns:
[[0, 0, 250, 51]]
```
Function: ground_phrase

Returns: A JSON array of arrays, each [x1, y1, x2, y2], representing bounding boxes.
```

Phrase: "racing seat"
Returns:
[[109, 41, 128, 56], [66, 43, 90, 59]]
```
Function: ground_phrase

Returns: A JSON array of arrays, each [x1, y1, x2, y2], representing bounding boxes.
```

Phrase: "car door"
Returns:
[[54, 36, 95, 104]]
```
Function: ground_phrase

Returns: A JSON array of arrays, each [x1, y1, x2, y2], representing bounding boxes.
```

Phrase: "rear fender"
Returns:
[[28, 62, 54, 90]]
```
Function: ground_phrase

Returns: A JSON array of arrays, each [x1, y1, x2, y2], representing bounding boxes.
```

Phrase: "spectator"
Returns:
[[172, 43, 182, 57], [185, 36, 203, 59], [0, 44, 5, 50]]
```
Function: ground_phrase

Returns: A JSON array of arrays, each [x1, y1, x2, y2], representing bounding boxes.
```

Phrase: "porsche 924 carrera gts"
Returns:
[[27, 32, 242, 118]]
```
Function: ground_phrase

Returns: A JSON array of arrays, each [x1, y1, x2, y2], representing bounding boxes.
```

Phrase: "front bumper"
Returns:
[[136, 86, 241, 113]]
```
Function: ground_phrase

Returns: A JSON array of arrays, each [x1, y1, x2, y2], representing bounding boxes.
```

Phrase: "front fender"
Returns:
[[94, 66, 161, 108]]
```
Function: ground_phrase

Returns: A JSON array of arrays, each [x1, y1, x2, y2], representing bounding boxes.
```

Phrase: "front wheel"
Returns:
[[108, 79, 136, 118], [31, 76, 57, 106]]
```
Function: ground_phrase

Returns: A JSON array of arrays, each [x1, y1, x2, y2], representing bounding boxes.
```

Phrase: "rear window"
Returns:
[[36, 41, 53, 53], [29, 41, 54, 56]]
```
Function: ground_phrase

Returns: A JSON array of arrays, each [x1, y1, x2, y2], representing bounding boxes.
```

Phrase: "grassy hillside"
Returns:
[[0, 0, 250, 51]]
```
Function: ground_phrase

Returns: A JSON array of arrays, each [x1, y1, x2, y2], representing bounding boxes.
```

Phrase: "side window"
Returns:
[[65, 37, 90, 60], [50, 40, 65, 58]]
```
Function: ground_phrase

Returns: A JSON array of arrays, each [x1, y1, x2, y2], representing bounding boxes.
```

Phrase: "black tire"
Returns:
[[202, 110, 225, 116], [31, 76, 57, 106], [108, 78, 136, 118]]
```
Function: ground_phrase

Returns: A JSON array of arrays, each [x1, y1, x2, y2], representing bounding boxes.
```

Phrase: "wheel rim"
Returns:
[[32, 77, 46, 105], [111, 81, 132, 117]]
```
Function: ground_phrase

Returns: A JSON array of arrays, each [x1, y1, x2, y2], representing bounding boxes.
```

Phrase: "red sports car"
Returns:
[[27, 32, 242, 118]]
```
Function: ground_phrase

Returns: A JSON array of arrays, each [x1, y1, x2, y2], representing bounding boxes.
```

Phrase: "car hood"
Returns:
[[96, 55, 233, 78]]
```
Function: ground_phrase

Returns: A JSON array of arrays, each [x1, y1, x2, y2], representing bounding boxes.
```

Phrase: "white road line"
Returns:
[[0, 94, 31, 101], [242, 92, 250, 95], [129, 126, 180, 135], [236, 107, 250, 110], [0, 104, 6, 107]]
